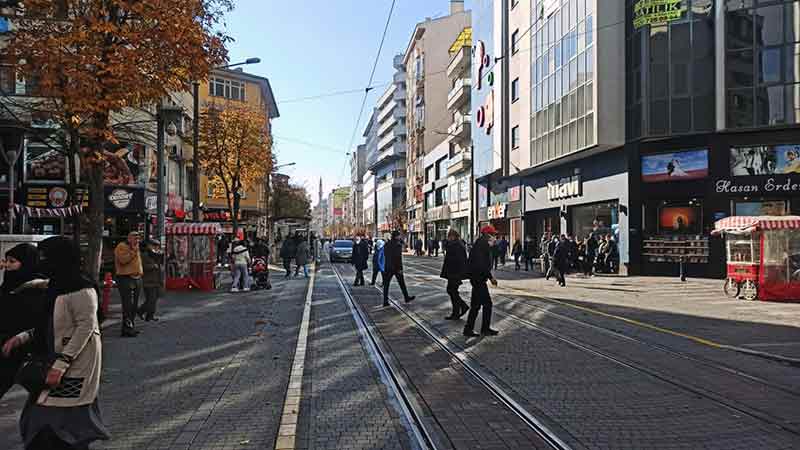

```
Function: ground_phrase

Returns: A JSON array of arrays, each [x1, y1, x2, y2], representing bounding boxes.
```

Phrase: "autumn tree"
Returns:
[[273, 182, 311, 219], [2, 0, 230, 278], [198, 102, 271, 237]]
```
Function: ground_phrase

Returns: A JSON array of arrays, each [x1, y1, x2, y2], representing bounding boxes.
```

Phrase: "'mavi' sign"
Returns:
[[547, 175, 582, 201], [633, 0, 684, 29]]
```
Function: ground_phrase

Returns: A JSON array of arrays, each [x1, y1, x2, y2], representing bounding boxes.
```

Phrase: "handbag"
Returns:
[[15, 353, 59, 395]]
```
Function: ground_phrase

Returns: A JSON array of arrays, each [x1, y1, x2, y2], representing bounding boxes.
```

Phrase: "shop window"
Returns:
[[650, 99, 669, 135], [671, 97, 692, 134], [658, 202, 702, 234], [759, 47, 782, 85], [570, 201, 619, 241], [755, 4, 784, 47], [756, 85, 786, 126], [734, 200, 787, 216], [727, 88, 755, 128]]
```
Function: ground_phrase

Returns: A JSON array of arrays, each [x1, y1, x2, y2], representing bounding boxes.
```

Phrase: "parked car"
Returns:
[[329, 239, 353, 263]]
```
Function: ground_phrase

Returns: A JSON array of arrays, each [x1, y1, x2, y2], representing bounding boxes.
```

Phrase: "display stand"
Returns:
[[165, 223, 221, 291]]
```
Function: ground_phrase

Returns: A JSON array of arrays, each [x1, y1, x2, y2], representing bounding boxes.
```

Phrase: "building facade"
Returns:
[[198, 67, 279, 237], [446, 26, 474, 241], [404, 2, 472, 248], [371, 55, 409, 237], [348, 144, 367, 230], [625, 0, 800, 278]]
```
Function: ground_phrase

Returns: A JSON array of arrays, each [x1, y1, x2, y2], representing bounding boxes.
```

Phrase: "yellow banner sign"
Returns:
[[633, 0, 684, 29]]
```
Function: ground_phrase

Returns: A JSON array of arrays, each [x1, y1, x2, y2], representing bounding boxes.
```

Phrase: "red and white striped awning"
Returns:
[[165, 223, 222, 235], [714, 216, 800, 233]]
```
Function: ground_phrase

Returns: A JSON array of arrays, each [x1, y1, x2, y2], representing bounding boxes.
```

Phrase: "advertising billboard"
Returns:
[[641, 149, 709, 183], [730, 145, 800, 176]]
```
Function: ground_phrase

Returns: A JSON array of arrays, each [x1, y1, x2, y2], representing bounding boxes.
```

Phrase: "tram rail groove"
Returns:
[[402, 258, 800, 393], [396, 259, 800, 436], [329, 264, 442, 450], [335, 264, 575, 450]]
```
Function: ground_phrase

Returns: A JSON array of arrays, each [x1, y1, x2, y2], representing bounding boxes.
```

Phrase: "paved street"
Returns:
[[1, 259, 798, 450]]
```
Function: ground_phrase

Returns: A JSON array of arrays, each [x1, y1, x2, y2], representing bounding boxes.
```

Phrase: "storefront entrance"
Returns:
[[570, 201, 619, 240]]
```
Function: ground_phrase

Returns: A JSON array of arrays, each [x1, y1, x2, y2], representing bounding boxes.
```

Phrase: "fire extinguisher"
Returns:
[[101, 272, 114, 317]]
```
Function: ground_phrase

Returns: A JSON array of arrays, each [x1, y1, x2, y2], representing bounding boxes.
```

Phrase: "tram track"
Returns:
[[328, 261, 573, 450], [398, 258, 800, 437]]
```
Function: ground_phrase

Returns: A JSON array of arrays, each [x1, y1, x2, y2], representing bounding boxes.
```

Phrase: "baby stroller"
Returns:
[[250, 256, 271, 290]]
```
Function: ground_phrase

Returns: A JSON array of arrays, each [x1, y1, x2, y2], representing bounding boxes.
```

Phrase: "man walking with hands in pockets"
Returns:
[[464, 225, 500, 337]]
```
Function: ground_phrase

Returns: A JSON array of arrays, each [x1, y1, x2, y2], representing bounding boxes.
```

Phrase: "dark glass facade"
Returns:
[[726, 0, 800, 128], [625, 0, 715, 139]]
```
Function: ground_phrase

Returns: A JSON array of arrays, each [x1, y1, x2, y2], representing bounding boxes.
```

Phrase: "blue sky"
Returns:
[[223, 0, 474, 205]]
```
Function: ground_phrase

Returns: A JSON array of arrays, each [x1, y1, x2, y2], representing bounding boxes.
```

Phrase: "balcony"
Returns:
[[378, 169, 406, 189], [447, 46, 470, 79], [447, 78, 471, 110], [377, 112, 396, 136], [374, 141, 406, 167], [393, 54, 405, 70], [448, 150, 472, 174], [393, 86, 406, 102], [447, 113, 471, 142], [393, 71, 406, 84]]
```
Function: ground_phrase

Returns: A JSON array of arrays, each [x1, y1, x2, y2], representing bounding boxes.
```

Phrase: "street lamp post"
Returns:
[[192, 58, 261, 222], [266, 162, 295, 261], [0, 127, 23, 235]]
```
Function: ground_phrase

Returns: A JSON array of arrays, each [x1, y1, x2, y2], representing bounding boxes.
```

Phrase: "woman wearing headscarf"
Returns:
[[2, 236, 109, 450], [0, 244, 48, 400]]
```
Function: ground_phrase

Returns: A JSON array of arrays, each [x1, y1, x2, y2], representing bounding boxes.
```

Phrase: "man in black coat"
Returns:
[[279, 237, 297, 279], [351, 236, 369, 286], [382, 231, 415, 306], [553, 235, 569, 287], [440, 230, 469, 320], [464, 226, 499, 337]]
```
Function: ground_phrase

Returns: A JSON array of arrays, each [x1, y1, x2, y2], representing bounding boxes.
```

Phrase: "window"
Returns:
[[512, 78, 520, 102], [209, 77, 246, 101], [512, 29, 520, 54], [0, 62, 14, 94], [512, 125, 520, 149]]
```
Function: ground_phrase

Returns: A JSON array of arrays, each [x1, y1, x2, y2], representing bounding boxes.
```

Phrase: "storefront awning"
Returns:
[[166, 222, 222, 235], [713, 216, 800, 234]]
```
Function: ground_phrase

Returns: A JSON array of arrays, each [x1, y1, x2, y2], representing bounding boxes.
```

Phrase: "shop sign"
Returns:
[[715, 177, 800, 194], [633, 0, 684, 29], [25, 185, 88, 209], [104, 187, 144, 212], [508, 186, 520, 202], [108, 189, 133, 209], [487, 203, 507, 220], [547, 175, 582, 201]]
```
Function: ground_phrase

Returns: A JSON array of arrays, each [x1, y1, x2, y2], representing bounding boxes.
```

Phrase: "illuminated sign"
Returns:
[[476, 89, 494, 135], [633, 0, 684, 29], [547, 175, 582, 201], [487, 203, 507, 220]]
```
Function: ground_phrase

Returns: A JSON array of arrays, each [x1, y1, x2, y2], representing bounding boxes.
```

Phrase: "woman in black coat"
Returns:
[[351, 237, 369, 286], [0, 244, 48, 400], [440, 230, 469, 320]]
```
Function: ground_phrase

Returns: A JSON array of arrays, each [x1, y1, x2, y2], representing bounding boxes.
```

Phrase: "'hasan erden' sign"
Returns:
[[716, 178, 800, 194], [633, 0, 684, 29]]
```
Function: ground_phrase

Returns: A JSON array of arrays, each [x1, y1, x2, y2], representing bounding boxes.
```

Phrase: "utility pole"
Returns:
[[192, 81, 200, 221]]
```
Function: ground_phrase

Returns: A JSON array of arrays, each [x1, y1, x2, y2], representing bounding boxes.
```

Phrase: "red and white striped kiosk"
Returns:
[[715, 216, 800, 302], [165, 222, 222, 291]]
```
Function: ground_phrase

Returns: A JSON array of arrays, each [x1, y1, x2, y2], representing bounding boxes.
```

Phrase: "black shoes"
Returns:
[[404, 296, 415, 303], [121, 329, 140, 338], [481, 329, 499, 336], [145, 316, 159, 322], [382, 301, 390, 307], [444, 314, 458, 320], [463, 329, 479, 337]]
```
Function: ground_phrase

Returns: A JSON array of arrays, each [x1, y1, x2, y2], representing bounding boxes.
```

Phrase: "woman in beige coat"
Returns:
[[2, 236, 109, 450]]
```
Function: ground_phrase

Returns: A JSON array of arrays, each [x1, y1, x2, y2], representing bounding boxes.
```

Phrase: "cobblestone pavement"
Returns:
[[0, 270, 307, 450], [295, 264, 414, 450], [353, 257, 800, 450]]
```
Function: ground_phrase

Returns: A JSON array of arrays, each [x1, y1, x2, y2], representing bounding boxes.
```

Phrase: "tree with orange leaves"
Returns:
[[198, 102, 271, 237], [1, 0, 230, 278]]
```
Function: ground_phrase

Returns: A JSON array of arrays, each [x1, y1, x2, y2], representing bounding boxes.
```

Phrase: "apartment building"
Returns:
[[404, 1, 471, 248], [199, 67, 280, 236], [348, 144, 367, 229], [445, 26, 474, 240]]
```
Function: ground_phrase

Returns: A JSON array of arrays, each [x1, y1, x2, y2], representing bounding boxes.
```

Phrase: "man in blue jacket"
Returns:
[[370, 239, 385, 286]]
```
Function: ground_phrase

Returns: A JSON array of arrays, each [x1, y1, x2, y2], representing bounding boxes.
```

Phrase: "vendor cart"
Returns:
[[165, 222, 221, 291], [714, 216, 800, 302]]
